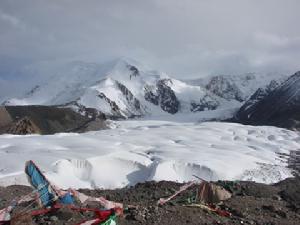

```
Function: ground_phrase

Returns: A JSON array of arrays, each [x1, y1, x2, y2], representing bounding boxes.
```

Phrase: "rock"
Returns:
[[272, 195, 281, 201], [262, 205, 275, 211], [50, 216, 58, 222], [206, 75, 245, 102], [275, 210, 287, 218], [144, 79, 180, 114], [190, 95, 219, 112], [0, 105, 108, 135]]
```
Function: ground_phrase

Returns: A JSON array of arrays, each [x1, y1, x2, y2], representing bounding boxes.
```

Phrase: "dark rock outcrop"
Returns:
[[144, 79, 180, 114], [144, 90, 159, 106], [127, 65, 139, 79], [97, 93, 123, 117], [156, 79, 180, 114], [116, 81, 142, 114]]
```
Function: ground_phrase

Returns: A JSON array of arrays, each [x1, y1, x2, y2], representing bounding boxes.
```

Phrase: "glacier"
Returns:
[[0, 119, 299, 189]]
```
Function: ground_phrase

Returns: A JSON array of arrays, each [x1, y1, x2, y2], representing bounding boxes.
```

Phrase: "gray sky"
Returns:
[[0, 0, 300, 96]]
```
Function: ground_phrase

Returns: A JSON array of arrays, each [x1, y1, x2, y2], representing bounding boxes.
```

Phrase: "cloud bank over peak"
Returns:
[[0, 0, 299, 85]]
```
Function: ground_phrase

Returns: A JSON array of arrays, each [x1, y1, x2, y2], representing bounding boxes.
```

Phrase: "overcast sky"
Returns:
[[0, 0, 300, 93]]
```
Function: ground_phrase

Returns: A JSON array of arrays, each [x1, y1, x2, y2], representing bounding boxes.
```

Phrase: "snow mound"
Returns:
[[149, 161, 218, 183]]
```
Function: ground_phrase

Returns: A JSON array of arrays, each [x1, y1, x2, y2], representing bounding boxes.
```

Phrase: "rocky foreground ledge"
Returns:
[[0, 177, 299, 225]]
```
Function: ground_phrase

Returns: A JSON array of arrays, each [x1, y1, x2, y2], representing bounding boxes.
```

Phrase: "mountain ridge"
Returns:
[[2, 59, 289, 120], [235, 71, 300, 130]]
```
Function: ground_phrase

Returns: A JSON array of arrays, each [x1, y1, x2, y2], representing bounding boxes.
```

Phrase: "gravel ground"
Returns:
[[0, 177, 299, 225]]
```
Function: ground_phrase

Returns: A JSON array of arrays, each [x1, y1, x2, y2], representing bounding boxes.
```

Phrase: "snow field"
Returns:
[[0, 120, 299, 189]]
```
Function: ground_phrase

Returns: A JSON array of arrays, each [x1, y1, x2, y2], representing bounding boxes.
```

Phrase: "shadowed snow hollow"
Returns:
[[0, 120, 299, 189]]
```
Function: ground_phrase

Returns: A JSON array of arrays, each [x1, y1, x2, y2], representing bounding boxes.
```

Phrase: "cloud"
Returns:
[[0, 0, 299, 83], [0, 11, 24, 28]]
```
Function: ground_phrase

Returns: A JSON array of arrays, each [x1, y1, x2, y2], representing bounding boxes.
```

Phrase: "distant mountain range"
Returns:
[[2, 59, 288, 121]]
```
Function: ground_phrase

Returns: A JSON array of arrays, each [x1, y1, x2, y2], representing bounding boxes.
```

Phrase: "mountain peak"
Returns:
[[107, 57, 145, 71]]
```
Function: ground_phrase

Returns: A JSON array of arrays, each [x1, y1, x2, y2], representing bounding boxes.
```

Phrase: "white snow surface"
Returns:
[[0, 119, 299, 189]]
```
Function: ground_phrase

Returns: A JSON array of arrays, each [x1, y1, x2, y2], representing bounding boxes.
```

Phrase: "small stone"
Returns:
[[273, 214, 280, 218], [50, 216, 58, 221], [272, 195, 281, 201], [276, 210, 287, 218], [262, 205, 275, 211]]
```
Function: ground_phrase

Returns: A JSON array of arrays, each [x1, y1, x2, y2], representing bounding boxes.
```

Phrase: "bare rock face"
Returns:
[[127, 65, 139, 79], [97, 92, 124, 118], [144, 89, 159, 106], [235, 72, 300, 130], [6, 117, 41, 135], [115, 81, 142, 116], [206, 75, 245, 102], [156, 79, 180, 114], [144, 79, 180, 114], [190, 94, 220, 112]]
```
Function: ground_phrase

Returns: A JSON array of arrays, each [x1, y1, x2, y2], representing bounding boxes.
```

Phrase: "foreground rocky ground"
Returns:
[[0, 177, 299, 225]]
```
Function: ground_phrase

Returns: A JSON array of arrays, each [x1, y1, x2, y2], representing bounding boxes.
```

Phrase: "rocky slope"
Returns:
[[235, 71, 300, 130], [0, 105, 107, 135], [0, 177, 299, 225]]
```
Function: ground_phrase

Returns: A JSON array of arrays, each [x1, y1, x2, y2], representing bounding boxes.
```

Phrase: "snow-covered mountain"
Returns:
[[185, 72, 288, 102], [3, 59, 240, 118], [235, 71, 300, 130], [2, 59, 289, 120]]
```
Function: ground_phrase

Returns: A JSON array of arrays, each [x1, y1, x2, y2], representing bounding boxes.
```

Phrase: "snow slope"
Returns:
[[0, 120, 299, 189]]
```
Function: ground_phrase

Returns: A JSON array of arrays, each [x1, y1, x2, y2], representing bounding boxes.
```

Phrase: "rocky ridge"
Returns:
[[235, 71, 300, 130], [3, 60, 286, 120], [0, 105, 107, 135]]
